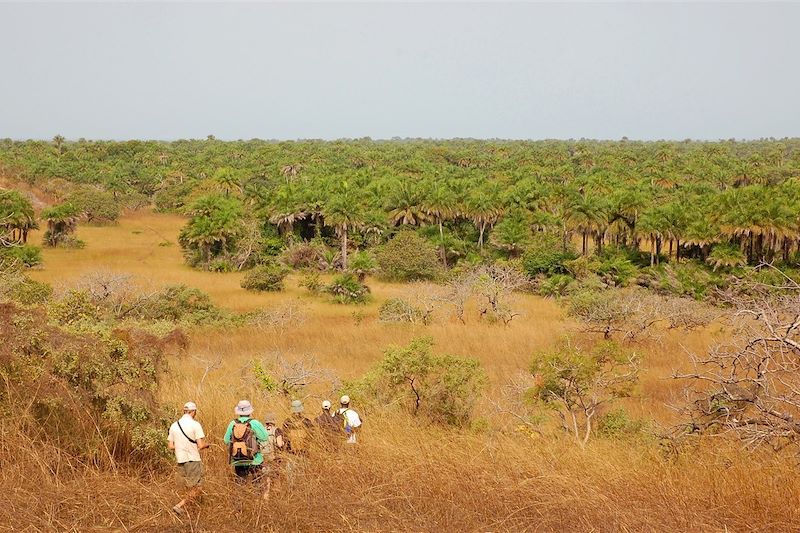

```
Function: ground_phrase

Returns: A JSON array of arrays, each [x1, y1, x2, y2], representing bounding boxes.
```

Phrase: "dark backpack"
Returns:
[[229, 418, 258, 462]]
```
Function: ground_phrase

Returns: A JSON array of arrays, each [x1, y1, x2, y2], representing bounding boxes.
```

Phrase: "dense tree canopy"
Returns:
[[2, 137, 800, 268]]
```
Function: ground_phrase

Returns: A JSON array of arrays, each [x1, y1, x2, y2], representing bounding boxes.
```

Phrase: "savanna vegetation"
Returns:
[[2, 136, 800, 531]]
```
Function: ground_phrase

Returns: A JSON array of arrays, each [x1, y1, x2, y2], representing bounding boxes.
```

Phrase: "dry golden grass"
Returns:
[[5, 211, 798, 532]]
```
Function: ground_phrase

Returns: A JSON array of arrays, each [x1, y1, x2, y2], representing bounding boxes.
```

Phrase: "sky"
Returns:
[[0, 2, 798, 141]]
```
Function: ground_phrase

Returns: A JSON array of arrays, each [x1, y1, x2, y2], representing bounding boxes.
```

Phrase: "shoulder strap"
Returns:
[[177, 420, 197, 445]]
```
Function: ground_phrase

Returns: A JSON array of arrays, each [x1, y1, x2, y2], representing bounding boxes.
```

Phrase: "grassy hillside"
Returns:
[[3, 211, 797, 531]]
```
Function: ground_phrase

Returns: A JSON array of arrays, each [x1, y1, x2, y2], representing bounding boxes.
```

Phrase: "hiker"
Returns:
[[167, 401, 209, 516], [279, 399, 316, 455], [258, 412, 281, 501], [337, 395, 362, 444], [315, 399, 342, 435], [223, 399, 270, 480]]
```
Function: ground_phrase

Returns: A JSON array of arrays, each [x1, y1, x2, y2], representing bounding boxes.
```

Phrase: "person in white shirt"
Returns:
[[337, 395, 362, 444], [167, 401, 208, 515]]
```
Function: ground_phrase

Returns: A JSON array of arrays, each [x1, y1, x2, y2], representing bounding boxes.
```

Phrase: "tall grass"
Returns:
[[3, 211, 796, 531]]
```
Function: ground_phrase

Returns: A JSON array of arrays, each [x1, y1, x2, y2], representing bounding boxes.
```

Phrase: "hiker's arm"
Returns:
[[223, 422, 233, 444], [196, 437, 209, 450], [168, 439, 176, 450]]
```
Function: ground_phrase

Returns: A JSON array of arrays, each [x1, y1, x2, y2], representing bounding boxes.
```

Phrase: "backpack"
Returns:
[[229, 418, 258, 462], [340, 408, 361, 434]]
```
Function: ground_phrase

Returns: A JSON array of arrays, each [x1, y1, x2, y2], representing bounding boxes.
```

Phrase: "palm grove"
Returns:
[[2, 137, 800, 292]]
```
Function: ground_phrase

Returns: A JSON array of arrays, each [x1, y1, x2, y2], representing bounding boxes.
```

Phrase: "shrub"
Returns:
[[637, 263, 726, 300], [280, 241, 325, 269], [65, 187, 120, 223], [9, 278, 52, 305], [349, 250, 377, 281], [522, 233, 577, 276], [379, 297, 424, 323], [594, 254, 637, 286], [375, 231, 441, 282], [298, 270, 323, 294], [240, 262, 290, 292], [208, 259, 235, 272], [47, 290, 103, 327], [528, 339, 639, 445], [0, 303, 171, 467], [325, 273, 370, 304], [0, 244, 42, 267], [348, 337, 487, 426], [595, 408, 647, 439], [537, 274, 574, 298], [133, 284, 229, 324]]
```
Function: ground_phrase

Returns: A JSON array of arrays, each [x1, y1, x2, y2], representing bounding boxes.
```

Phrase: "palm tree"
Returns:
[[386, 181, 429, 226], [421, 180, 455, 266], [323, 181, 366, 270], [41, 202, 80, 247], [0, 190, 38, 244], [566, 194, 608, 255], [465, 183, 503, 252]]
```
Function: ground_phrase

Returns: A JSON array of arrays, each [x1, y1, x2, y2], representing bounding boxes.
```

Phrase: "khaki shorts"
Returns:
[[177, 461, 204, 488]]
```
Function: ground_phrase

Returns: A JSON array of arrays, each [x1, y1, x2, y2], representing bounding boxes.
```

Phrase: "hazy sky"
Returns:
[[1, 2, 798, 141]]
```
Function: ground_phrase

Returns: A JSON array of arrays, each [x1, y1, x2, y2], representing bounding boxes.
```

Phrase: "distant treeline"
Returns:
[[2, 137, 800, 267]]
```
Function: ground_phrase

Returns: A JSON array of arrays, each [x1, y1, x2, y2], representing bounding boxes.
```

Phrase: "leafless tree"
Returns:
[[68, 270, 160, 319], [441, 264, 530, 326], [673, 267, 800, 450], [379, 283, 446, 325], [248, 301, 308, 334], [232, 218, 263, 270], [568, 288, 717, 342], [251, 352, 340, 399]]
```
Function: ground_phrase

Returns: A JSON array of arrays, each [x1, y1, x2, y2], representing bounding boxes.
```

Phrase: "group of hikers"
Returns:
[[166, 395, 362, 515]]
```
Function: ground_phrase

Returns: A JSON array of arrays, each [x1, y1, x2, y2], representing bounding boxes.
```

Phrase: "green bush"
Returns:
[[1, 303, 171, 466], [9, 278, 52, 305], [65, 187, 121, 223], [298, 270, 323, 294], [208, 259, 235, 272], [537, 273, 575, 298], [637, 263, 727, 300], [0, 244, 42, 267], [522, 232, 577, 276], [594, 254, 637, 286], [349, 250, 377, 281], [326, 273, 370, 304], [347, 337, 487, 426], [240, 262, 290, 292], [596, 408, 647, 439], [131, 284, 229, 324], [375, 231, 441, 282], [47, 290, 103, 327]]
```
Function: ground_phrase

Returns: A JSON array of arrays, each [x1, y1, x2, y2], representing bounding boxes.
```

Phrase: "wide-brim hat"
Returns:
[[235, 399, 254, 416], [291, 399, 304, 413], [263, 412, 277, 424]]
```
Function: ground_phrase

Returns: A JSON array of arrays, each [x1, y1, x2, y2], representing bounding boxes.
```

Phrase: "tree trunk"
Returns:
[[655, 237, 662, 265], [478, 222, 486, 251], [439, 220, 447, 268], [676, 239, 680, 261], [341, 226, 348, 270], [582, 232, 587, 255]]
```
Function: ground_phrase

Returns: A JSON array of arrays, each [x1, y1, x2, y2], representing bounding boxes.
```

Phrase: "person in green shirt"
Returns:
[[224, 399, 270, 479]]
